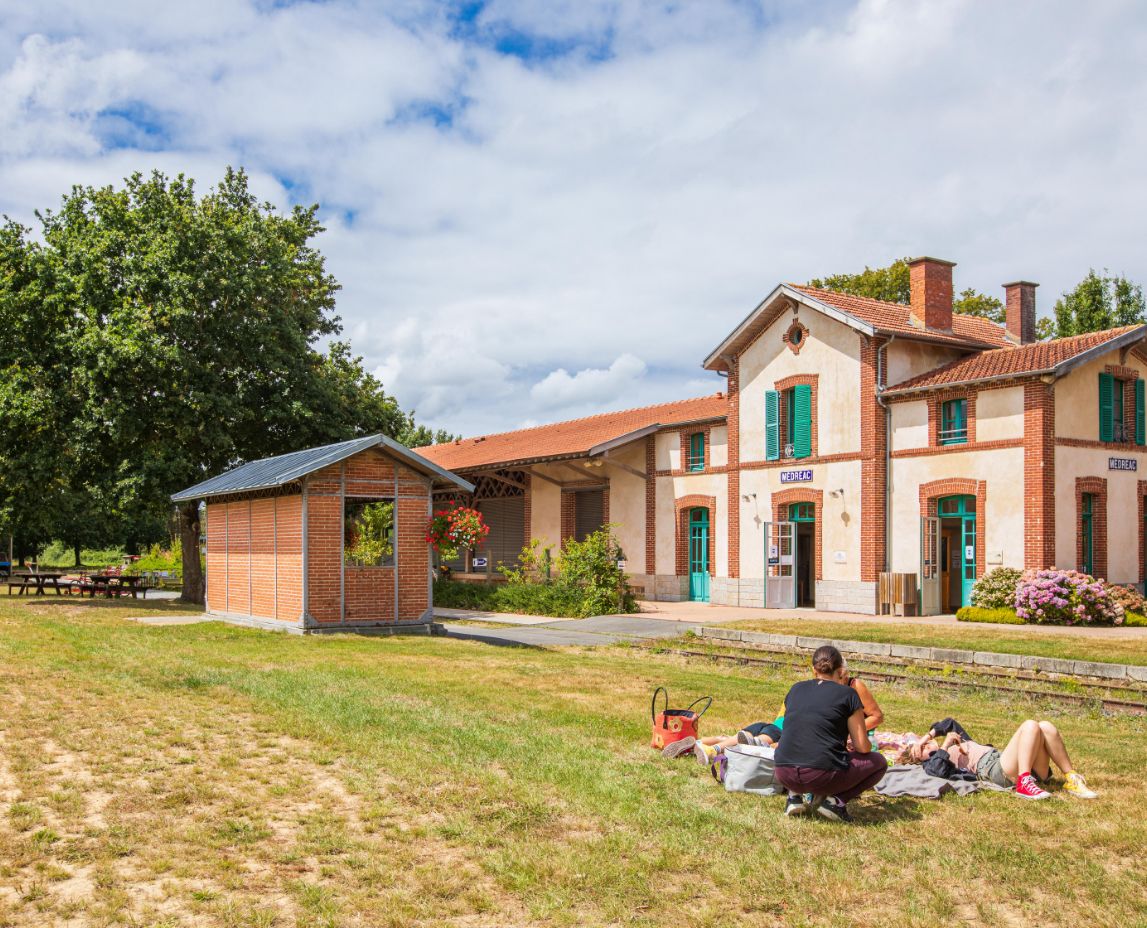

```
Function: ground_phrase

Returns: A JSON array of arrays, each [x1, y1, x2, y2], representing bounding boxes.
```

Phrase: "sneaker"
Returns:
[[661, 736, 696, 759], [736, 730, 760, 746], [783, 793, 808, 816], [1063, 772, 1098, 800], [1015, 773, 1052, 800], [693, 742, 717, 766], [816, 796, 852, 823]]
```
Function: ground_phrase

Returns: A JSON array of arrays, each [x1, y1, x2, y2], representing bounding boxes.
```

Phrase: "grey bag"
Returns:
[[722, 744, 780, 796]]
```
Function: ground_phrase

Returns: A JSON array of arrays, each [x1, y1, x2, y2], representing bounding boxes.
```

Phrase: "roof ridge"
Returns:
[[416, 393, 726, 450], [791, 283, 1007, 334]]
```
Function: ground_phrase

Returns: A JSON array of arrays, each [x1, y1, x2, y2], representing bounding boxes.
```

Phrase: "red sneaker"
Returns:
[[1015, 773, 1051, 800]]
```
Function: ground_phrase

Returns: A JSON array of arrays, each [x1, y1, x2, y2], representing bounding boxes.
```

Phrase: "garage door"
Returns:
[[477, 497, 526, 569]]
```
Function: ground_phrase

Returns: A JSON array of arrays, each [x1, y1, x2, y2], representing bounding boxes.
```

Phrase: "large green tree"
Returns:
[[1, 168, 445, 600], [1052, 269, 1145, 338], [809, 256, 1006, 322]]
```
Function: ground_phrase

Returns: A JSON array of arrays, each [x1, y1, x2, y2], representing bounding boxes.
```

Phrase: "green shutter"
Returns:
[[792, 383, 812, 459], [765, 391, 780, 461], [1099, 372, 1114, 442], [1136, 379, 1145, 446]]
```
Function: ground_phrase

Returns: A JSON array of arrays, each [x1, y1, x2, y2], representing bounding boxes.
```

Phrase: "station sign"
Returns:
[[472, 557, 488, 568], [779, 468, 813, 484], [1109, 457, 1138, 472]]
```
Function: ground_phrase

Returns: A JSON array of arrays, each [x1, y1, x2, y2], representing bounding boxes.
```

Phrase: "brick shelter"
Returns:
[[173, 435, 473, 633]]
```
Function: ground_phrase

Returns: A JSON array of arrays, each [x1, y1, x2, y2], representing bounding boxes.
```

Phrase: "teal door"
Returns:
[[688, 508, 710, 602], [937, 495, 976, 608]]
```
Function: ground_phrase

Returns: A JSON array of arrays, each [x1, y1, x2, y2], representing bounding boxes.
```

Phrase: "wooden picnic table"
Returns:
[[81, 574, 148, 599], [7, 572, 69, 596]]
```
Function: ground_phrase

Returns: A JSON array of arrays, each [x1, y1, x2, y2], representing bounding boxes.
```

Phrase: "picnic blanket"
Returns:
[[876, 764, 1011, 799]]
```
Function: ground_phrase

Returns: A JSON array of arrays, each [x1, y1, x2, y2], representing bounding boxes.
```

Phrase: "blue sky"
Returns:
[[2, 0, 1146, 436]]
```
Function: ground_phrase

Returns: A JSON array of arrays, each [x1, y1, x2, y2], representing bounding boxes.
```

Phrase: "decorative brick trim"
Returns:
[[783, 319, 809, 355], [652, 464, 731, 478], [859, 337, 888, 583], [645, 436, 656, 574], [927, 389, 977, 447], [1139, 480, 1147, 585], [918, 478, 987, 580], [771, 487, 824, 581], [679, 425, 712, 473], [773, 373, 819, 458], [1054, 437, 1145, 451], [674, 494, 716, 578], [1024, 382, 1056, 570], [1076, 476, 1108, 579], [727, 358, 741, 579], [891, 438, 1022, 459], [1105, 364, 1137, 380], [739, 452, 862, 471]]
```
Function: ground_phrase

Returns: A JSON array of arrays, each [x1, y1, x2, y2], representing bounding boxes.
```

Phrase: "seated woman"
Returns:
[[773, 646, 887, 822], [901, 720, 1097, 800]]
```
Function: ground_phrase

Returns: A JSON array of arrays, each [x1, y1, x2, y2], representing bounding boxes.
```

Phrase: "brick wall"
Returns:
[[226, 501, 250, 614], [1023, 381, 1056, 569], [274, 495, 303, 621], [249, 498, 276, 618], [859, 337, 888, 582]]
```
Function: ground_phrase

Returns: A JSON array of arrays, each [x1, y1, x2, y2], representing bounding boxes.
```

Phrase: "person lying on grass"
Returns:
[[773, 645, 887, 823], [664, 660, 886, 768], [898, 719, 1097, 800]]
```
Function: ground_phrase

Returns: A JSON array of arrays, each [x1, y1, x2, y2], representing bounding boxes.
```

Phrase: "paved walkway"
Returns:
[[439, 612, 707, 647]]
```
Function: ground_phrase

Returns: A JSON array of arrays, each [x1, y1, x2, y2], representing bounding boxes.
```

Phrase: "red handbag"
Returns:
[[650, 687, 712, 750]]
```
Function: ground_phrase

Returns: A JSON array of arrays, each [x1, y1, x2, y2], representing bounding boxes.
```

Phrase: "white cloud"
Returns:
[[530, 353, 647, 412], [1, 0, 1146, 436]]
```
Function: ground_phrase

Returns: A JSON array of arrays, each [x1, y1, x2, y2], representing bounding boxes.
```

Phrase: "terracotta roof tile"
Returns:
[[790, 285, 1013, 349], [886, 326, 1144, 392], [416, 394, 727, 471]]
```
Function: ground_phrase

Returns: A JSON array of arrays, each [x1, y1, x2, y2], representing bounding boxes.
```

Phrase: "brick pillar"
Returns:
[[645, 435, 656, 575], [1023, 381, 1056, 568], [859, 337, 888, 582], [726, 359, 741, 581]]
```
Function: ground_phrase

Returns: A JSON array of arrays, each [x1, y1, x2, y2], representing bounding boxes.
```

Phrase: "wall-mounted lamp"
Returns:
[[829, 488, 845, 498], [742, 493, 757, 502]]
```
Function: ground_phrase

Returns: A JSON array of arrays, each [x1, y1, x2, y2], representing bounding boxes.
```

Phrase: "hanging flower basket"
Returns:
[[426, 505, 489, 561]]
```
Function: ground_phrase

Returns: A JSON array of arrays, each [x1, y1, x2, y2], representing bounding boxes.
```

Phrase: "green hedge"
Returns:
[[433, 580, 591, 618], [1125, 611, 1147, 627], [956, 606, 1025, 625]]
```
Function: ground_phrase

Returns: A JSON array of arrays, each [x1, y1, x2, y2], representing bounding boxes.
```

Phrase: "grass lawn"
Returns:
[[0, 594, 1144, 927], [725, 616, 1147, 667]]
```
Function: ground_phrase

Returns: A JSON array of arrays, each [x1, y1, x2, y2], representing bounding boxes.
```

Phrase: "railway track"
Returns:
[[648, 646, 1147, 715]]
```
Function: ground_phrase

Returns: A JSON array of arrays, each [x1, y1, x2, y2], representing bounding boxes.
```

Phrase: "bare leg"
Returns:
[[1037, 721, 1075, 776], [998, 720, 1045, 781], [700, 735, 740, 749]]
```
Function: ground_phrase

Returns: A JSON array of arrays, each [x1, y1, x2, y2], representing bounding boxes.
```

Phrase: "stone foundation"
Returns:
[[812, 580, 878, 614]]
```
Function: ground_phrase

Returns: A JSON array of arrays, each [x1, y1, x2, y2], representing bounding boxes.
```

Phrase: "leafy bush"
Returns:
[[133, 543, 183, 574], [970, 567, 1023, 609], [436, 527, 636, 618], [1106, 584, 1147, 615], [956, 607, 1025, 625], [1014, 569, 1124, 626], [1124, 611, 1147, 627]]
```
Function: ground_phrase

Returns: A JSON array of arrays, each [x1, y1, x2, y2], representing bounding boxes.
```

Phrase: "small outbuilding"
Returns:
[[173, 435, 473, 633]]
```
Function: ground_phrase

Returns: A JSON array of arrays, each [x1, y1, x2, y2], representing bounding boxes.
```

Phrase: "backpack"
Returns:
[[722, 743, 781, 796]]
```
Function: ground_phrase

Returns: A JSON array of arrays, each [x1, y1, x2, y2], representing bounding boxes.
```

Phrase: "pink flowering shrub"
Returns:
[[1013, 569, 1125, 626]]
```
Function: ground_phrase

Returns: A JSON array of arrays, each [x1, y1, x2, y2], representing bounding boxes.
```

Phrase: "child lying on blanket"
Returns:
[[897, 719, 1097, 800]]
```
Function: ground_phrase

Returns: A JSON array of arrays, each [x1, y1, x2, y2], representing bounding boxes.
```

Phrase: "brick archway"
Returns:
[[675, 495, 716, 577], [1076, 476, 1107, 579], [771, 487, 823, 581], [919, 478, 987, 580]]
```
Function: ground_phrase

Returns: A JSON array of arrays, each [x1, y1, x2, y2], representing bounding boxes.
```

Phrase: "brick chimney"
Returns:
[[1003, 280, 1038, 344], [908, 257, 955, 331]]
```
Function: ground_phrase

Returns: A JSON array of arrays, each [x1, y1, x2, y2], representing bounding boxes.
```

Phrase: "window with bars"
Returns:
[[687, 432, 705, 471], [939, 398, 968, 445]]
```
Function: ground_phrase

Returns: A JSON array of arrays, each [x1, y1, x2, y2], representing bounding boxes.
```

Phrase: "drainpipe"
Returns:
[[876, 336, 896, 575]]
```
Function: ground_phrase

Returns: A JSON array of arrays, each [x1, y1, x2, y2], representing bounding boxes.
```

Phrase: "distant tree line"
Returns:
[[0, 168, 452, 601], [809, 257, 1144, 340]]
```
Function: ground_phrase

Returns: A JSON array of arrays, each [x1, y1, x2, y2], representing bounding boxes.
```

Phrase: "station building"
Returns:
[[418, 257, 1147, 614]]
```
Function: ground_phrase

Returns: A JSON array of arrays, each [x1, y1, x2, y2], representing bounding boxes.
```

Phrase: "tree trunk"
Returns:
[[179, 503, 205, 604], [73, 541, 82, 568]]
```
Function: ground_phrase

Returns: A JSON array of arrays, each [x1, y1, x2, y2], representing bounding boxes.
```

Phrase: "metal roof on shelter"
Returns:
[[172, 434, 473, 503]]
